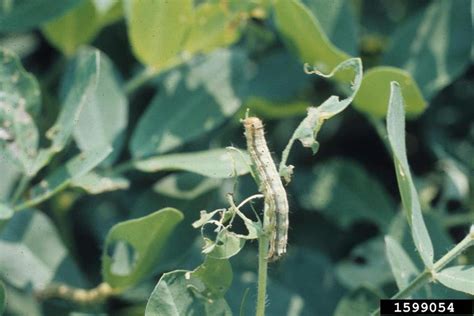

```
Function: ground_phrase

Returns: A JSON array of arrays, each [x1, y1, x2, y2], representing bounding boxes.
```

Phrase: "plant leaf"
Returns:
[[17, 146, 112, 210], [102, 208, 184, 289], [71, 172, 129, 195], [383, 0, 472, 99], [42, 0, 122, 56], [0, 0, 81, 32], [279, 57, 362, 182], [134, 148, 251, 178], [384, 236, 419, 290], [0, 210, 84, 290], [294, 159, 394, 231], [386, 82, 433, 268], [153, 173, 220, 200], [437, 265, 474, 295], [73, 47, 128, 166], [0, 48, 41, 174], [0, 203, 13, 231], [274, 0, 349, 76], [334, 286, 381, 316], [145, 257, 232, 316], [130, 49, 249, 158], [353, 67, 426, 118]]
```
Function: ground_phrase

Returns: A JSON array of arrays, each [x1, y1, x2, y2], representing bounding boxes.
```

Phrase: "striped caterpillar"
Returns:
[[243, 117, 288, 261]]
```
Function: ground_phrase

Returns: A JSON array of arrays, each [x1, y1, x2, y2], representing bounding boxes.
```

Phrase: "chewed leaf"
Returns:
[[102, 208, 184, 289], [279, 58, 362, 182], [71, 172, 129, 194]]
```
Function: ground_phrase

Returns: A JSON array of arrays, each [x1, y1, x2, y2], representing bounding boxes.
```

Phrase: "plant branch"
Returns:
[[256, 228, 269, 316], [10, 175, 31, 204], [371, 230, 474, 315], [124, 67, 158, 96]]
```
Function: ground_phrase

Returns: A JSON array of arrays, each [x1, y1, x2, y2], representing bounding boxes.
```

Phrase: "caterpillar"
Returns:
[[243, 117, 288, 261]]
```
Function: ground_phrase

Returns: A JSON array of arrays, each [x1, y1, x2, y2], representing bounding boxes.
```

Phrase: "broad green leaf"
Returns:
[[383, 0, 472, 99], [294, 159, 394, 230], [16, 146, 112, 210], [73, 48, 128, 166], [0, 281, 5, 315], [0, 158, 19, 201], [0, 0, 81, 32], [29, 47, 101, 176], [0, 210, 84, 290], [303, 0, 358, 55], [201, 229, 246, 260], [271, 247, 344, 315], [71, 172, 129, 195], [0, 48, 41, 174], [42, 0, 123, 56], [274, 0, 350, 76], [183, 2, 240, 55], [384, 236, 419, 290], [145, 257, 232, 316], [279, 58, 362, 182], [1, 284, 41, 316], [386, 82, 433, 268], [336, 237, 393, 289], [353, 67, 426, 118], [126, 0, 193, 70], [42, 1, 100, 56], [130, 49, 249, 158], [153, 173, 220, 200], [102, 208, 184, 289], [334, 287, 381, 316], [135, 148, 250, 178], [437, 265, 474, 295]]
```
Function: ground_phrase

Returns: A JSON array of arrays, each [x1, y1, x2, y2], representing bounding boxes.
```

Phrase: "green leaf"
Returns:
[[42, 0, 122, 56], [72, 48, 128, 166], [0, 159, 19, 201], [130, 49, 249, 158], [135, 148, 250, 178], [437, 265, 474, 295], [102, 208, 184, 289], [153, 173, 220, 200], [145, 257, 232, 316], [386, 82, 433, 268], [353, 67, 427, 118], [126, 0, 193, 70], [71, 172, 129, 195], [279, 57, 362, 182], [334, 287, 381, 316], [0, 281, 5, 315], [302, 0, 358, 55], [0, 210, 84, 290], [0, 0, 81, 32], [274, 0, 350, 75], [294, 159, 394, 230], [383, 0, 472, 99], [182, 2, 241, 55], [30, 47, 101, 176], [16, 146, 112, 211], [384, 236, 419, 290], [0, 48, 41, 174], [42, 1, 101, 56], [336, 237, 393, 289]]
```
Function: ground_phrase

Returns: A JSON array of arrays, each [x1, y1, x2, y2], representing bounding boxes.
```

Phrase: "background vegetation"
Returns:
[[0, 0, 472, 315]]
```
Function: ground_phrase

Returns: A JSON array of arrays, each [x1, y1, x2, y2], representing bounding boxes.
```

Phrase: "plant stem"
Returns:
[[35, 282, 120, 305], [10, 175, 30, 204], [124, 67, 158, 96], [371, 231, 474, 316], [256, 230, 269, 316]]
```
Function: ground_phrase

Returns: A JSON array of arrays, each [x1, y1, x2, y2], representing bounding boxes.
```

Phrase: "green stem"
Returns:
[[10, 175, 30, 204], [371, 231, 474, 316], [124, 67, 158, 96], [256, 230, 269, 316]]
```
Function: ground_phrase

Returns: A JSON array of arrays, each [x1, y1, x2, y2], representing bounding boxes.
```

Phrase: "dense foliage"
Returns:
[[0, 0, 473, 315]]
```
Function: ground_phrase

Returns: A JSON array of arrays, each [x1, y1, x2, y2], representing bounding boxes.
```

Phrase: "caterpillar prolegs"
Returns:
[[243, 117, 289, 261]]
